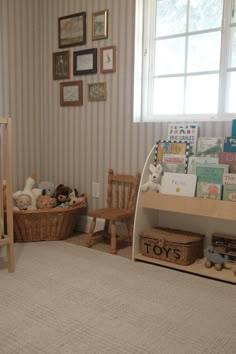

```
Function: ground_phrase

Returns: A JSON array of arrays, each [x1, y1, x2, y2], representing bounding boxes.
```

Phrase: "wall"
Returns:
[[0, 0, 233, 211]]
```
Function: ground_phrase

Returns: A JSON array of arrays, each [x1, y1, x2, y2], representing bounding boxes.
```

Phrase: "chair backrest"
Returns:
[[106, 169, 140, 211]]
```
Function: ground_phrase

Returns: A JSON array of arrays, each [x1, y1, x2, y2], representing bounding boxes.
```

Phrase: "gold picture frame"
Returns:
[[92, 9, 108, 40]]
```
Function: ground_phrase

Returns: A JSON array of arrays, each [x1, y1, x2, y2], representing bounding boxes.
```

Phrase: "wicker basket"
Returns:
[[140, 227, 204, 265], [13, 198, 87, 242]]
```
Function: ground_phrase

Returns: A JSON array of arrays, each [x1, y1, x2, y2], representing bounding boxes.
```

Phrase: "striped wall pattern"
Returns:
[[0, 0, 232, 210]]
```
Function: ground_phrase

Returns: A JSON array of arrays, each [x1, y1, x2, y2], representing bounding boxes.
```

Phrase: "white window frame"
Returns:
[[133, 0, 236, 123]]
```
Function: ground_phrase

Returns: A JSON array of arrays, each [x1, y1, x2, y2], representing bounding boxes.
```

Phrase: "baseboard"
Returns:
[[76, 215, 127, 234]]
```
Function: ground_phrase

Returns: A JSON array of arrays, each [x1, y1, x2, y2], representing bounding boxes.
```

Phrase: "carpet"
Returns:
[[66, 232, 132, 259], [0, 241, 236, 354]]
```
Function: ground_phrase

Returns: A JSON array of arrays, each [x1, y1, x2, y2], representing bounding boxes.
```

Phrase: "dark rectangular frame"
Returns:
[[53, 50, 71, 80], [58, 12, 86, 48], [73, 48, 97, 75], [60, 80, 83, 106]]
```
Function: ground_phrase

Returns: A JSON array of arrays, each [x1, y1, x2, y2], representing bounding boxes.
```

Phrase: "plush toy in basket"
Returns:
[[13, 173, 42, 210]]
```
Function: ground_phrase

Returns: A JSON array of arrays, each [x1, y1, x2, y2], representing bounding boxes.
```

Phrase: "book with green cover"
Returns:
[[223, 184, 236, 201]]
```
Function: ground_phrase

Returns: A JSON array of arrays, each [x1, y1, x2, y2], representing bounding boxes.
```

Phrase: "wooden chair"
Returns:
[[86, 169, 140, 254]]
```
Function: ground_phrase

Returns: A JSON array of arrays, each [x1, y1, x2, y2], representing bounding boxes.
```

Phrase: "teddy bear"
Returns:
[[141, 163, 163, 192], [13, 173, 42, 209], [36, 193, 57, 209], [13, 194, 34, 210], [55, 184, 72, 206], [68, 189, 86, 207], [38, 181, 55, 197]]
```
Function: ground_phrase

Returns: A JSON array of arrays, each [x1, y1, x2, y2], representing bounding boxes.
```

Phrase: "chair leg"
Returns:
[[126, 219, 133, 243], [110, 221, 117, 254], [86, 217, 96, 247]]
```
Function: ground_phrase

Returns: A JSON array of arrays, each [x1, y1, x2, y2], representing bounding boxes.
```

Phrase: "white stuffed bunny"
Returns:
[[141, 163, 163, 192]]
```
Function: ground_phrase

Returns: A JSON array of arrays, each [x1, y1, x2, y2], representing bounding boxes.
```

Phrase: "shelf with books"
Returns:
[[132, 144, 236, 284]]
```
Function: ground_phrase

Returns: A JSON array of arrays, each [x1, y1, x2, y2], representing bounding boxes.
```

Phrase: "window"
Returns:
[[133, 0, 236, 122]]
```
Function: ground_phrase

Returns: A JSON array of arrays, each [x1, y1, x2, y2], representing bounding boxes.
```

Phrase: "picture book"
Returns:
[[154, 141, 190, 172], [223, 184, 236, 201], [222, 173, 236, 185], [196, 182, 222, 200], [187, 156, 218, 174], [161, 172, 197, 197], [162, 154, 186, 173], [167, 123, 198, 154], [218, 152, 236, 173], [196, 164, 229, 184], [223, 137, 236, 152], [196, 137, 223, 156]]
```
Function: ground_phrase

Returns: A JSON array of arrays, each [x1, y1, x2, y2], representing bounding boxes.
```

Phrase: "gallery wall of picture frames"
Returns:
[[53, 8, 116, 106]]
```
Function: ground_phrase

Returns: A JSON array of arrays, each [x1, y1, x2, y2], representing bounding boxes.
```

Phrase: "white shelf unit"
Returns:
[[0, 118, 14, 272], [133, 145, 236, 284]]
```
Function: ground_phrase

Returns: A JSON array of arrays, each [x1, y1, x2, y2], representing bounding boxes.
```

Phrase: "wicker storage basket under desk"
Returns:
[[13, 200, 86, 242], [140, 227, 204, 265]]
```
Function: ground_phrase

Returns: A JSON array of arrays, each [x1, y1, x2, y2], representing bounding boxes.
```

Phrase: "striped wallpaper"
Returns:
[[0, 0, 232, 210]]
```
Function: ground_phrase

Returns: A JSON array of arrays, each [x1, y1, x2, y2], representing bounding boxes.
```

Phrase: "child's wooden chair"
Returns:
[[86, 169, 140, 254]]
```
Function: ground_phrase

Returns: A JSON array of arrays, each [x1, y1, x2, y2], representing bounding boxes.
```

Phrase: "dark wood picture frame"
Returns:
[[58, 12, 86, 48], [73, 48, 97, 75], [88, 82, 107, 101], [100, 46, 116, 73], [53, 50, 71, 80], [92, 9, 108, 40], [60, 80, 83, 106]]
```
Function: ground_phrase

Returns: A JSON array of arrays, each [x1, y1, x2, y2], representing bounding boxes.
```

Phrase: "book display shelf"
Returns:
[[132, 145, 236, 284]]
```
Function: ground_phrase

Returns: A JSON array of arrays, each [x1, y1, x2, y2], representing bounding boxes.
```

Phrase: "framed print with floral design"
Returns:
[[88, 82, 107, 101]]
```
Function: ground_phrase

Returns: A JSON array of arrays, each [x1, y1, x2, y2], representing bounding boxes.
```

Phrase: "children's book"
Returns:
[[167, 123, 198, 154], [223, 137, 236, 152], [187, 156, 219, 174], [223, 184, 236, 201], [162, 154, 186, 173], [161, 172, 197, 197], [196, 164, 229, 184], [218, 152, 236, 173], [154, 141, 190, 172], [196, 137, 223, 156], [196, 182, 222, 200], [222, 173, 236, 185]]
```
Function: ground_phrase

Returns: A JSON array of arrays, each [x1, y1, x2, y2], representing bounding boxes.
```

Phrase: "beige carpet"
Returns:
[[0, 241, 235, 353], [66, 232, 132, 259]]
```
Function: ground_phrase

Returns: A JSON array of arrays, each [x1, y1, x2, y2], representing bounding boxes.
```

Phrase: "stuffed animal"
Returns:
[[68, 189, 86, 207], [36, 192, 57, 209], [38, 181, 55, 197], [13, 194, 34, 210], [13, 173, 41, 209], [55, 184, 72, 205], [141, 163, 163, 192], [204, 246, 229, 271]]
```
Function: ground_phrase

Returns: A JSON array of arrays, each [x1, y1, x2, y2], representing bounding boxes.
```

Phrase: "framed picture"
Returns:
[[88, 82, 107, 101], [53, 50, 71, 80], [58, 12, 86, 48], [60, 81, 83, 106], [100, 46, 116, 73], [92, 9, 108, 40], [73, 48, 97, 75]]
